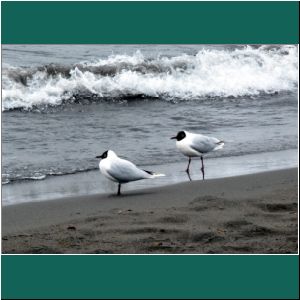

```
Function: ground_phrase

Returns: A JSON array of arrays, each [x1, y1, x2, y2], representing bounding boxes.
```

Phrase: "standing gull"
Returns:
[[171, 131, 224, 179], [96, 150, 165, 195]]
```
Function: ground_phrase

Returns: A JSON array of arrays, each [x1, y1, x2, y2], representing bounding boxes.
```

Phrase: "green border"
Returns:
[[2, 255, 299, 299], [1, 1, 299, 44], [1, 1, 299, 299]]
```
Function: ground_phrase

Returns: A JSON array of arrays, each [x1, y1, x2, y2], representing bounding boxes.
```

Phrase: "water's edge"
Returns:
[[2, 149, 298, 206]]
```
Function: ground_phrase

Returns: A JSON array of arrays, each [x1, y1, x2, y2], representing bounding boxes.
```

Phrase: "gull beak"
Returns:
[[170, 136, 177, 140], [95, 155, 102, 159]]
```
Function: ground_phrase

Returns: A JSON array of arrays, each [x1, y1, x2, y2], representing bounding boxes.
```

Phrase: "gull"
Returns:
[[171, 131, 224, 180], [96, 150, 165, 195]]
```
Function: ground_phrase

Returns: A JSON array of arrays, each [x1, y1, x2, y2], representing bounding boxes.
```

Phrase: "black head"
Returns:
[[171, 131, 186, 141], [96, 150, 108, 159]]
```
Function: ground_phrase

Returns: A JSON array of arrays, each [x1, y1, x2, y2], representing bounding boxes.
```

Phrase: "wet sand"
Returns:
[[2, 168, 298, 254]]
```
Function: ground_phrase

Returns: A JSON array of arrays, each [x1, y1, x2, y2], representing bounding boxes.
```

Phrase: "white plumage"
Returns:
[[96, 150, 165, 195], [171, 131, 224, 179]]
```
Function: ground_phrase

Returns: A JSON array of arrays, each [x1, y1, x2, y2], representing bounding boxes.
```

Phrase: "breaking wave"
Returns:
[[2, 45, 298, 111]]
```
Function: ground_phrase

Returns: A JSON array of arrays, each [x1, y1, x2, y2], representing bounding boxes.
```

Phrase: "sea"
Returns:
[[1, 45, 298, 205]]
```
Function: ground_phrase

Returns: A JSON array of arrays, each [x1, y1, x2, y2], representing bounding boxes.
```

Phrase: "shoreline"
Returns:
[[2, 168, 298, 254], [2, 148, 298, 206]]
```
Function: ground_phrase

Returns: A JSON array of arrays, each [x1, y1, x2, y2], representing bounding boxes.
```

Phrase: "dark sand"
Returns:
[[2, 168, 298, 254]]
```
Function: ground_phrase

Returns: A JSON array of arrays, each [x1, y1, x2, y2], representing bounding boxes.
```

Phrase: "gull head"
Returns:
[[96, 150, 117, 160], [171, 131, 186, 141]]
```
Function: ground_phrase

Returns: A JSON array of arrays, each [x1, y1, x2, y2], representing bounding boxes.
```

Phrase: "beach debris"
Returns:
[[217, 229, 227, 235], [155, 242, 163, 247], [67, 225, 76, 231]]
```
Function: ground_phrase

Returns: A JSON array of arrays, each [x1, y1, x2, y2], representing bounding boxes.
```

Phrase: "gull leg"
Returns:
[[117, 183, 121, 196], [200, 156, 205, 180], [186, 157, 191, 173], [186, 171, 192, 182]]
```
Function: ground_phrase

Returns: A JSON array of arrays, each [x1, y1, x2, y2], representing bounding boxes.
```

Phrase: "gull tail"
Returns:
[[143, 170, 166, 178], [214, 140, 225, 151]]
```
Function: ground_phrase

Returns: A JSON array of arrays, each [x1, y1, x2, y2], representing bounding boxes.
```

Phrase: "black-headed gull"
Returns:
[[171, 131, 224, 179], [96, 150, 165, 195]]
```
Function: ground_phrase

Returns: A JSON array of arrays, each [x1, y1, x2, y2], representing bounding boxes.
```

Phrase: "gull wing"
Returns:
[[107, 158, 149, 183], [190, 134, 222, 154]]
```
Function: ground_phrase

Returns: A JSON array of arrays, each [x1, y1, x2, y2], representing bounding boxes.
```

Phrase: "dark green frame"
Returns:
[[1, 1, 299, 299], [1, 1, 299, 44], [2, 255, 299, 299]]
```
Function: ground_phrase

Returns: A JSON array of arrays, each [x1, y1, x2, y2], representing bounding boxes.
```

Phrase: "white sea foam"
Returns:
[[2, 45, 298, 110]]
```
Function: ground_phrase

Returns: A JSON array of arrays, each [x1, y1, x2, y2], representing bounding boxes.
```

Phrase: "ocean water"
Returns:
[[1, 45, 298, 204]]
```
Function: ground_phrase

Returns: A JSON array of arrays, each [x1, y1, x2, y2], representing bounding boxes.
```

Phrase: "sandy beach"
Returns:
[[2, 168, 298, 254]]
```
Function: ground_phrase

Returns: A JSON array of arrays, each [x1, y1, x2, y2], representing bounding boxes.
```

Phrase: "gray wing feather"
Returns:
[[190, 135, 221, 154], [107, 159, 148, 183]]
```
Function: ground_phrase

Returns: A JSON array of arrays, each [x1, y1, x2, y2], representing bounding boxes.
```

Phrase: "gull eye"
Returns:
[[101, 150, 108, 159]]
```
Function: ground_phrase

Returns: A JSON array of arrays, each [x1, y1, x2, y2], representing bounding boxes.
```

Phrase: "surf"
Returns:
[[2, 45, 298, 111]]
